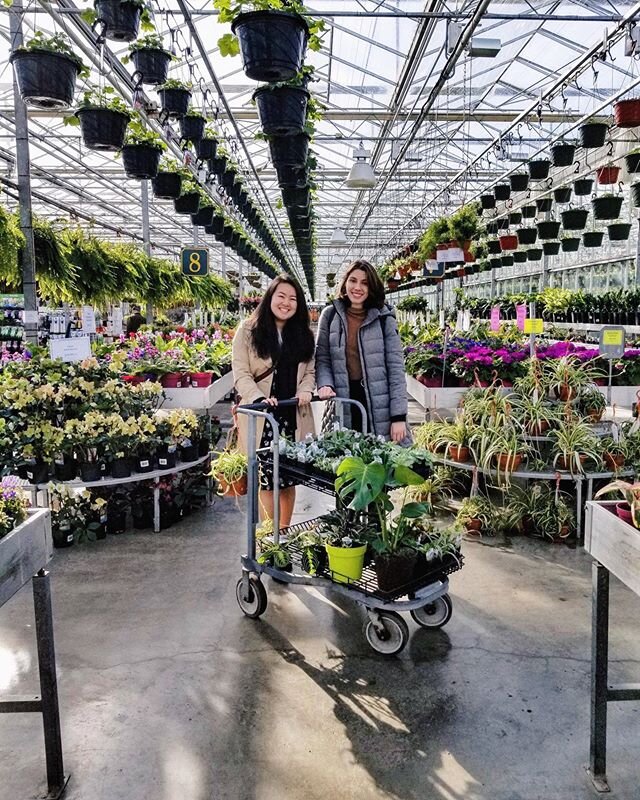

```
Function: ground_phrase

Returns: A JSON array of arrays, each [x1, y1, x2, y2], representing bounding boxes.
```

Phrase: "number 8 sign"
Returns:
[[181, 247, 209, 276]]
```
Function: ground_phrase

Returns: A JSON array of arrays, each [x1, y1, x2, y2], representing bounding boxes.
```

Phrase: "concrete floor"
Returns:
[[1, 484, 640, 800]]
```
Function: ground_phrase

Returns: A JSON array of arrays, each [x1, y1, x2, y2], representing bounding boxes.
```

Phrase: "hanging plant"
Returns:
[[0, 207, 25, 287], [253, 68, 311, 135], [174, 175, 201, 214], [579, 120, 608, 148], [120, 116, 165, 179], [157, 78, 192, 119], [596, 165, 620, 185], [625, 149, 640, 174], [509, 173, 529, 192], [527, 159, 551, 180], [268, 132, 309, 168], [521, 204, 537, 218], [536, 220, 561, 240], [542, 241, 560, 256], [123, 34, 173, 85], [195, 125, 218, 160], [573, 177, 594, 196], [493, 183, 511, 201], [179, 108, 206, 142], [561, 207, 589, 230], [85, 0, 153, 43], [582, 231, 604, 248], [592, 194, 623, 220], [535, 197, 553, 213], [608, 222, 631, 241], [561, 236, 580, 252], [151, 157, 184, 199], [10, 32, 88, 110], [551, 142, 576, 167], [553, 186, 572, 204], [32, 218, 77, 303], [66, 86, 131, 151]]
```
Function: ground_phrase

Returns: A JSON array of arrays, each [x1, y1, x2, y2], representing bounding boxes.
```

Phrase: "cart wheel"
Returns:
[[363, 610, 409, 656], [410, 594, 452, 629], [236, 576, 267, 619]]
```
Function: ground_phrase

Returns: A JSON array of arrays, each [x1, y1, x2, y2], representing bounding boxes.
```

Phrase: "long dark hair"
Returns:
[[338, 259, 385, 310], [250, 274, 315, 362]]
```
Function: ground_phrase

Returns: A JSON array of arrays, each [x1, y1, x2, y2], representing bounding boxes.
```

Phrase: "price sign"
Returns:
[[423, 260, 445, 278], [516, 304, 527, 331], [49, 336, 91, 363], [524, 318, 544, 334], [490, 306, 500, 331], [181, 247, 209, 276], [599, 326, 625, 359]]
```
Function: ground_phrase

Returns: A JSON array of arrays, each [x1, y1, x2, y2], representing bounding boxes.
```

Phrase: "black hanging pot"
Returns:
[[232, 10, 309, 82], [625, 152, 640, 174], [179, 114, 206, 142], [158, 87, 192, 119], [152, 171, 182, 199], [535, 197, 553, 213], [121, 144, 162, 179], [487, 240, 501, 254], [195, 136, 217, 160], [496, 217, 509, 231], [54, 456, 77, 482], [583, 231, 604, 248], [480, 194, 496, 209], [553, 186, 572, 204], [77, 107, 129, 151], [191, 204, 215, 227], [608, 222, 631, 241], [536, 220, 561, 239], [508, 211, 522, 225], [174, 192, 201, 214], [551, 142, 576, 167], [131, 47, 171, 85], [488, 257, 502, 270], [631, 182, 640, 207], [10, 49, 80, 109], [253, 85, 309, 136], [527, 247, 543, 261], [94, 0, 141, 42], [494, 183, 511, 201], [501, 255, 514, 266], [205, 216, 225, 236], [561, 207, 589, 230], [485, 221, 499, 234], [208, 155, 226, 175], [222, 224, 235, 244], [592, 195, 623, 220], [220, 169, 237, 190], [528, 159, 551, 180], [269, 133, 309, 168], [516, 227, 538, 245], [579, 122, 608, 148], [509, 173, 530, 192], [513, 250, 528, 263], [282, 186, 310, 208], [521, 204, 537, 218], [110, 457, 131, 479], [561, 237, 580, 252], [573, 177, 594, 196], [542, 241, 560, 255], [276, 164, 308, 187]]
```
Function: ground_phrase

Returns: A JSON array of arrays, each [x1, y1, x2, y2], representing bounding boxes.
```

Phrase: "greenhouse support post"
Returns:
[[635, 217, 640, 285], [9, 0, 38, 345], [141, 180, 153, 324]]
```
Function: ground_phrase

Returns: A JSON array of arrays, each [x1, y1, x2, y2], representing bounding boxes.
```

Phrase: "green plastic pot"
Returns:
[[325, 543, 367, 584]]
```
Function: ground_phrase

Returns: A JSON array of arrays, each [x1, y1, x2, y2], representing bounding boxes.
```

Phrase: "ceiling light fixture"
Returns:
[[329, 227, 348, 246], [345, 143, 377, 189]]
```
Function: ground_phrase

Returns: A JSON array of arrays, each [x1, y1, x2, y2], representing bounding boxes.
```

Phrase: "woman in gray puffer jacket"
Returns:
[[315, 259, 408, 442]]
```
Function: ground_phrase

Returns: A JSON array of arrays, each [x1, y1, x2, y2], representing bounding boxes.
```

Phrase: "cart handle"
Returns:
[[238, 395, 323, 411]]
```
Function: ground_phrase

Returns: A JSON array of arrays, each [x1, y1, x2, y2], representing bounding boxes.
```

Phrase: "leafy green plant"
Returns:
[[125, 33, 173, 57], [64, 86, 131, 128], [549, 419, 601, 473], [81, 1, 154, 33], [455, 496, 494, 533], [157, 78, 192, 92], [123, 115, 166, 150], [17, 31, 88, 76], [208, 449, 247, 484]]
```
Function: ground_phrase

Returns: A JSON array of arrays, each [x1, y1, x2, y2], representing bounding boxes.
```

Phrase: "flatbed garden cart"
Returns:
[[235, 397, 462, 656]]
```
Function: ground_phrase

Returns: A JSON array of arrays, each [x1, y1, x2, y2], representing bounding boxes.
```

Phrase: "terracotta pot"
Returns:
[[556, 384, 576, 402], [585, 408, 603, 423], [597, 166, 620, 185], [604, 452, 625, 470], [556, 454, 587, 471], [465, 519, 482, 533], [189, 371, 213, 388], [495, 453, 523, 472], [218, 475, 248, 497], [614, 98, 640, 127], [529, 420, 549, 436], [448, 445, 470, 462], [615, 502, 633, 525]]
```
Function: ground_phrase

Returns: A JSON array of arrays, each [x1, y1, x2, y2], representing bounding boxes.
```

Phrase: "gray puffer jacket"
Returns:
[[315, 299, 408, 438]]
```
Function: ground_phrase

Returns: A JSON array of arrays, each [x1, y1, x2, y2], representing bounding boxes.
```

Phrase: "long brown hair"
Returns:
[[250, 274, 314, 362], [338, 259, 385, 310]]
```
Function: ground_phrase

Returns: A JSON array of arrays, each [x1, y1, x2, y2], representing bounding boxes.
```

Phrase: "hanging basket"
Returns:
[[508, 211, 522, 225], [607, 222, 631, 241], [528, 159, 551, 180], [191, 205, 215, 227], [583, 231, 604, 248], [10, 49, 80, 109], [281, 186, 310, 207], [553, 186, 572, 204], [94, 0, 141, 42], [527, 247, 543, 261], [579, 122, 608, 148], [488, 257, 502, 270], [513, 250, 528, 263], [152, 171, 181, 199], [631, 182, 640, 207], [174, 192, 201, 214], [495, 217, 509, 231], [592, 195, 623, 220], [561, 207, 589, 230], [573, 177, 594, 196], [487, 239, 502, 254], [158, 87, 192, 119], [268, 133, 309, 168], [516, 227, 538, 245], [179, 114, 206, 143], [494, 183, 511, 201], [121, 143, 162, 179], [614, 98, 640, 128], [542, 241, 560, 256], [195, 136, 217, 160], [480, 194, 496, 209], [232, 10, 309, 82], [131, 47, 171, 85], [561, 237, 580, 252], [551, 142, 576, 167], [509, 172, 530, 192], [276, 164, 308, 188], [253, 85, 309, 135], [596, 165, 620, 185], [625, 151, 640, 174], [220, 170, 237, 190], [536, 220, 561, 239], [77, 107, 129, 151], [485, 221, 499, 234], [501, 255, 514, 266], [499, 234, 518, 251], [521, 204, 537, 218], [535, 197, 553, 213], [208, 155, 226, 176]]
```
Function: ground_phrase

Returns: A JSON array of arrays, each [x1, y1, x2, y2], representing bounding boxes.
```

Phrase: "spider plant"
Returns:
[[431, 416, 473, 462], [528, 483, 575, 540], [455, 495, 494, 534], [578, 386, 606, 422], [512, 358, 551, 397], [469, 422, 528, 479], [406, 466, 456, 515], [549, 419, 602, 473], [461, 386, 512, 428], [544, 355, 604, 401], [510, 394, 560, 435]]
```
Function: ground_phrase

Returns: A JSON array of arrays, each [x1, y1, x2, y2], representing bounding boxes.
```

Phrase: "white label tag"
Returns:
[[66, 534, 74, 543], [159, 458, 168, 466], [140, 460, 150, 468]]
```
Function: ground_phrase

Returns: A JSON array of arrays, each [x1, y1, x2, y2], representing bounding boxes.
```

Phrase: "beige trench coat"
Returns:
[[232, 319, 316, 454]]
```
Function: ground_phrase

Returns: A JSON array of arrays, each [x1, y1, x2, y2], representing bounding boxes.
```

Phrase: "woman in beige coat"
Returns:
[[232, 275, 316, 527]]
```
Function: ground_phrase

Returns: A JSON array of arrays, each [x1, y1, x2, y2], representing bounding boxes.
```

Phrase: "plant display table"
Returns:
[[160, 370, 234, 411], [0, 509, 69, 798], [584, 501, 640, 792]]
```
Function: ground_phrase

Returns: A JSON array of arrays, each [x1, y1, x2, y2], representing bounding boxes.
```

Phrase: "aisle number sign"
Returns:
[[524, 318, 543, 334], [181, 247, 209, 276]]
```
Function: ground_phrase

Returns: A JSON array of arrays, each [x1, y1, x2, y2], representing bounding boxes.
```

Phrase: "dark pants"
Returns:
[[349, 379, 369, 433]]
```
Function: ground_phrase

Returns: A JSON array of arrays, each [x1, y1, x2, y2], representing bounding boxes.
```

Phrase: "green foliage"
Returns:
[[123, 115, 165, 149], [127, 33, 171, 54], [0, 206, 25, 284], [157, 78, 192, 91], [65, 86, 131, 126], [18, 31, 88, 77]]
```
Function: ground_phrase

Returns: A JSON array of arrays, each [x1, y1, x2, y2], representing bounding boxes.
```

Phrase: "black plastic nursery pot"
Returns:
[[625, 152, 640, 174], [195, 136, 217, 160], [208, 155, 226, 176], [276, 164, 308, 188], [122, 144, 162, 179], [131, 47, 171, 85], [106, 509, 127, 535], [583, 231, 604, 248], [179, 114, 206, 142], [53, 524, 75, 549], [551, 142, 576, 167], [494, 183, 511, 201], [374, 551, 418, 593], [480, 194, 496, 209], [535, 197, 553, 213], [554, 186, 572, 204], [77, 107, 129, 151], [136, 453, 154, 474], [496, 217, 509, 230], [592, 195, 623, 220], [632, 182, 640, 207], [254, 85, 309, 136], [10, 49, 80, 109], [501, 255, 514, 266], [542, 241, 561, 256], [489, 257, 502, 270], [205, 216, 225, 236], [485, 221, 498, 235], [54, 457, 77, 482], [487, 240, 501, 255], [521, 204, 537, 218], [608, 222, 631, 241], [152, 171, 182, 199], [133, 503, 154, 530], [94, 0, 141, 41], [269, 133, 309, 168], [513, 250, 528, 263], [516, 227, 538, 245], [579, 122, 608, 148], [527, 247, 543, 261], [110, 457, 131, 479], [158, 87, 191, 119], [25, 461, 49, 485], [180, 444, 198, 463], [156, 449, 177, 469], [509, 173, 529, 192], [281, 185, 310, 208], [528, 159, 551, 180], [232, 10, 309, 82], [536, 220, 561, 239], [508, 211, 522, 225], [191, 205, 215, 227], [174, 192, 200, 214], [561, 207, 589, 230], [80, 461, 102, 482], [561, 237, 580, 252], [573, 177, 594, 196], [220, 170, 237, 190]]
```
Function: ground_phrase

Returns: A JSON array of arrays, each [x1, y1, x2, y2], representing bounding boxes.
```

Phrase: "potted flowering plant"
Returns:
[[165, 408, 200, 462], [0, 484, 29, 541], [121, 115, 165, 179]]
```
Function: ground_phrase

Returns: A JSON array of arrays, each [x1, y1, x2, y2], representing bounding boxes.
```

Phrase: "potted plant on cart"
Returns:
[[208, 449, 248, 496], [120, 115, 165, 179], [70, 86, 132, 151], [124, 33, 173, 85], [595, 479, 640, 527], [578, 386, 606, 422], [431, 417, 473, 462]]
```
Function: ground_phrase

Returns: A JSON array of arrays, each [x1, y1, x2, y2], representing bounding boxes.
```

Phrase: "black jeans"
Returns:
[[349, 379, 369, 433]]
